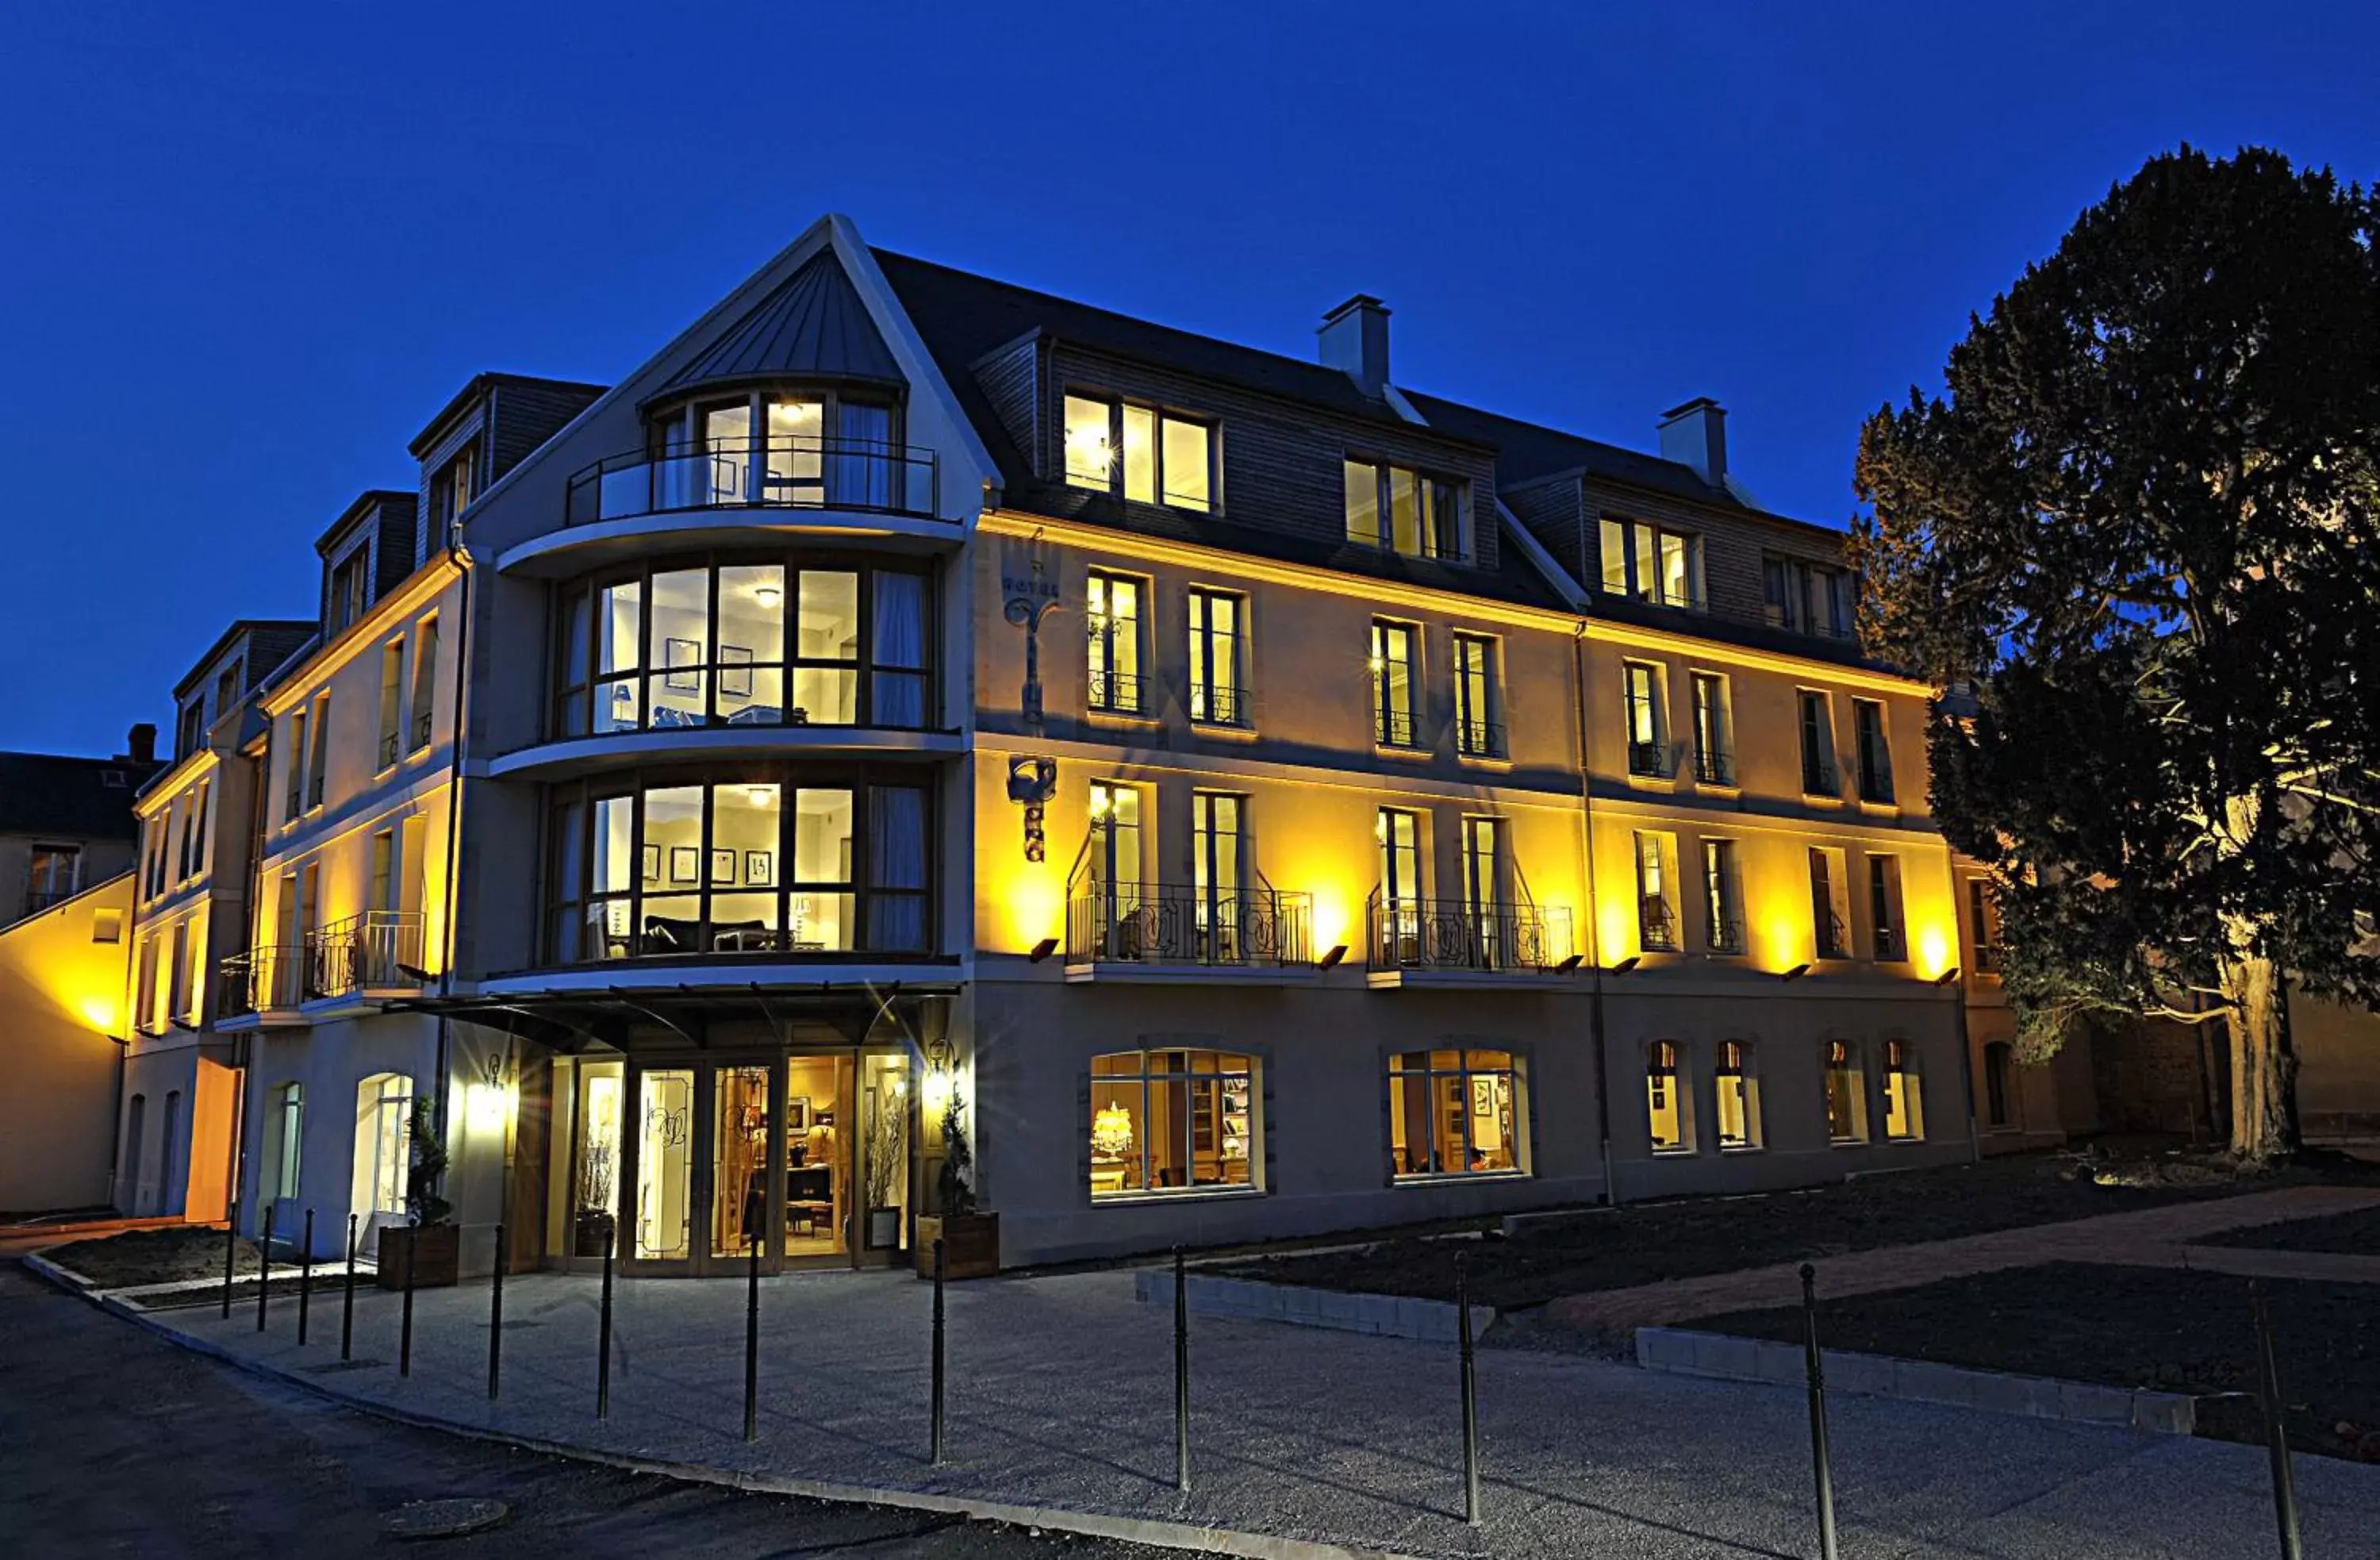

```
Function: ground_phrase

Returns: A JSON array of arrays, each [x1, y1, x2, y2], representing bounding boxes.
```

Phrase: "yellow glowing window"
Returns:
[[1883, 1039, 1924, 1140], [1646, 1040, 1690, 1154], [1389, 1049, 1523, 1178], [1716, 1040, 1759, 1150]]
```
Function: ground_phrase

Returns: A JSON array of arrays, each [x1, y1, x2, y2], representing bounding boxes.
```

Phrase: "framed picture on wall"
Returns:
[[718, 644, 754, 697], [641, 843, 660, 882], [709, 847, 736, 885], [1469, 1077, 1498, 1119], [669, 846, 700, 883], [662, 636, 702, 692], [787, 1096, 810, 1132], [744, 850, 774, 886]]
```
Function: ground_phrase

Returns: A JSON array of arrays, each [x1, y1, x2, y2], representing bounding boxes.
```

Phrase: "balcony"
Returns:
[[1816, 909, 1850, 961], [1375, 706, 1419, 749], [219, 946, 307, 1024], [1638, 895, 1679, 953], [1367, 892, 1575, 985], [1457, 718, 1507, 760], [1065, 882, 1312, 981], [1191, 684, 1250, 729], [1691, 743, 1735, 786], [313, 911, 430, 995], [1627, 740, 1681, 780], [1087, 669, 1151, 718]]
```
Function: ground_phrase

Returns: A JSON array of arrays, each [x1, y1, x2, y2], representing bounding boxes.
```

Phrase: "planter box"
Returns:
[[914, 1212, 1000, 1279], [378, 1223, 461, 1290], [573, 1210, 617, 1258]]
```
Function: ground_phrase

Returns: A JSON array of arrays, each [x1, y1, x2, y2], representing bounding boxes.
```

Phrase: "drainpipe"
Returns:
[[1572, 625, 1616, 1205], [104, 1033, 130, 1212], [1951, 974, 1980, 1163]]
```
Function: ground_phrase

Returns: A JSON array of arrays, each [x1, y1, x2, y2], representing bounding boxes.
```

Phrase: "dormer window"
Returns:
[[1344, 459, 1467, 563], [328, 546, 370, 634], [430, 444, 477, 533], [1599, 517, 1703, 609], [1063, 393, 1213, 513]]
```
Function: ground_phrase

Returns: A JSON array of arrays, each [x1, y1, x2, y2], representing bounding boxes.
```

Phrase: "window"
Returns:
[[543, 770, 930, 963], [1623, 662, 1672, 777], [1345, 459, 1466, 560], [1882, 1039, 1924, 1140], [1453, 634, 1502, 757], [1088, 1049, 1255, 1196], [1389, 1049, 1524, 1177], [305, 693, 329, 810], [409, 616, 439, 752], [1823, 1041, 1866, 1143], [1085, 571, 1146, 715], [92, 908, 122, 944], [1810, 847, 1850, 959], [1599, 517, 1703, 609], [634, 390, 905, 513], [175, 700, 205, 759], [377, 638, 405, 770], [187, 781, 209, 882], [1764, 555, 1855, 640], [1983, 1041, 2014, 1129], [1852, 700, 1894, 804], [1716, 1041, 1761, 1151], [1065, 394, 1213, 512], [1634, 831, 1678, 951], [1797, 691, 1838, 795], [134, 935, 158, 1032], [1689, 673, 1733, 784], [175, 794, 195, 883], [552, 557, 932, 737], [355, 1074, 415, 1218], [1969, 878, 2003, 974], [1702, 839, 1744, 954], [27, 843, 80, 915], [1376, 808, 1423, 959], [369, 829, 394, 915], [430, 444, 477, 534], [270, 1082, 305, 1201], [283, 705, 308, 822], [1371, 620, 1421, 747], [1187, 589, 1246, 727], [328, 548, 370, 635], [167, 920, 190, 1022], [1646, 1041, 1692, 1154], [1868, 855, 1906, 961], [1190, 793, 1246, 963], [213, 663, 241, 727]]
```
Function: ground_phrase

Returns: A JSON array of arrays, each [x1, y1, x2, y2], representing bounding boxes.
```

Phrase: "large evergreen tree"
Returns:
[[1853, 146, 2380, 1159]]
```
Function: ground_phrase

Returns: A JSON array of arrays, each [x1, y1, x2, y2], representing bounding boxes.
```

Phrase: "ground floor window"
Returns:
[[1716, 1040, 1761, 1151], [1983, 1041, 2013, 1129], [1883, 1039, 1925, 1140], [352, 1073, 414, 1221], [1088, 1050, 1256, 1197], [1823, 1042, 1866, 1144], [270, 1082, 305, 1200], [1645, 1041, 1691, 1154], [1389, 1049, 1524, 1178]]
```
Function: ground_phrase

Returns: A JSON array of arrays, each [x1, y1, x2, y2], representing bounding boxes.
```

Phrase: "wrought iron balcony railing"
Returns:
[[1874, 923, 1907, 962], [413, 707, 433, 751], [1086, 667, 1150, 717], [1706, 910, 1747, 955], [1975, 942, 2003, 974], [1374, 705, 1418, 748], [1628, 739, 1680, 779], [1367, 890, 1573, 974], [1191, 683, 1250, 728], [1801, 755, 1839, 796], [312, 911, 430, 995], [1691, 743, 1735, 786], [1066, 882, 1311, 968], [1815, 909, 1850, 960], [564, 437, 942, 526], [1858, 756, 1896, 805], [1638, 896, 1679, 952], [1457, 718, 1507, 759], [220, 945, 309, 1016], [378, 729, 401, 770]]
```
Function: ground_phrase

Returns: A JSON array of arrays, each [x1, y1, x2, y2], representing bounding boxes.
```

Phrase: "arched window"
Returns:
[[1823, 1041, 1866, 1144], [1088, 1049, 1257, 1197], [1716, 1041, 1761, 1151], [1883, 1039, 1925, 1141], [1645, 1041, 1693, 1154], [1983, 1041, 2014, 1130]]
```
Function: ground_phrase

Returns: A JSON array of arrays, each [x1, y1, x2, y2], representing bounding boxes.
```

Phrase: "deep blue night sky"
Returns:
[[5, 2, 2373, 755]]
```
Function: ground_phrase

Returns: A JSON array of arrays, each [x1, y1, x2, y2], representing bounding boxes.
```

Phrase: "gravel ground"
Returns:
[[2199, 1202, 2380, 1255], [44, 1226, 263, 1285]]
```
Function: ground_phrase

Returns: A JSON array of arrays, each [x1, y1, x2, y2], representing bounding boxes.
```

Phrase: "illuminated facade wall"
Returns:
[[0, 874, 133, 1212]]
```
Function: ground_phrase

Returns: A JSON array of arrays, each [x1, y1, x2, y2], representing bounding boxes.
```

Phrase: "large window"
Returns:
[[1689, 673, 1733, 785], [1388, 1049, 1524, 1178], [1798, 691, 1838, 794], [1716, 1041, 1761, 1151], [1371, 619, 1420, 747], [1852, 699, 1895, 804], [1646, 1041, 1692, 1154], [544, 768, 931, 963], [284, 705, 308, 822], [1702, 838, 1744, 954], [305, 694, 329, 811], [1599, 517, 1703, 609], [1085, 571, 1146, 715], [377, 637, 405, 770], [1376, 807, 1422, 961], [1868, 855, 1906, 961], [1187, 589, 1247, 727], [1634, 831, 1678, 951], [1824, 1041, 1867, 1144], [1344, 459, 1467, 560], [1088, 1049, 1255, 1197], [1623, 662, 1672, 777], [645, 390, 904, 513], [553, 555, 932, 737], [1453, 633, 1501, 757], [1065, 394, 1213, 512], [1810, 847, 1851, 959], [409, 615, 440, 752], [28, 843, 80, 915], [270, 1082, 305, 1201], [1883, 1039, 1925, 1140], [1766, 555, 1856, 640], [1969, 878, 2003, 974]]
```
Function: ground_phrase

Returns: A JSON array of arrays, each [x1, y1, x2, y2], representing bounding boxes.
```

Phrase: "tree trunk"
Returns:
[[2221, 955, 2298, 1161]]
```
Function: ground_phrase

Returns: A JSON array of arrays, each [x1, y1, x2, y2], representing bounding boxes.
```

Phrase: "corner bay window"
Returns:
[[545, 770, 931, 962], [553, 555, 931, 737], [1065, 394, 1213, 512], [1390, 1049, 1524, 1178], [1088, 1049, 1255, 1197]]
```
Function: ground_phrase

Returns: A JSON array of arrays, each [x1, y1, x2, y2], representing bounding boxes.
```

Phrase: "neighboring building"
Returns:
[[0, 725, 160, 931], [0, 872, 136, 1212]]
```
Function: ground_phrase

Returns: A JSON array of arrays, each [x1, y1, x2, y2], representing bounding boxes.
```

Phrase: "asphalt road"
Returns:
[[0, 1262, 1168, 1558]]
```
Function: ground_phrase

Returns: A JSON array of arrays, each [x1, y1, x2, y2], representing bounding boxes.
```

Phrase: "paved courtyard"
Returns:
[[125, 1259, 2380, 1559]]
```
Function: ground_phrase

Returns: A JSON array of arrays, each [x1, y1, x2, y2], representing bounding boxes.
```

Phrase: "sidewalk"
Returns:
[[1544, 1185, 2380, 1334], [105, 1260, 2380, 1560]]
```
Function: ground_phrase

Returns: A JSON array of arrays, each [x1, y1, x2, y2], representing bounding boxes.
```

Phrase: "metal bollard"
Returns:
[[340, 1212, 358, 1361], [256, 1207, 275, 1333], [298, 1209, 315, 1345], [930, 1237, 947, 1465], [399, 1231, 416, 1377], [743, 1229, 760, 1442], [1457, 1253, 1480, 1527], [221, 1201, 239, 1319], [488, 1223, 506, 1402], [1800, 1264, 1841, 1560], [2251, 1284, 2304, 1560], [1174, 1245, 1191, 1496], [596, 1226, 616, 1420]]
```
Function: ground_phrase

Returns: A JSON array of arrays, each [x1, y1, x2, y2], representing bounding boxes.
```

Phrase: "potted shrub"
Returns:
[[914, 1097, 999, 1279], [863, 1093, 904, 1252], [573, 1139, 618, 1258], [378, 1097, 461, 1289]]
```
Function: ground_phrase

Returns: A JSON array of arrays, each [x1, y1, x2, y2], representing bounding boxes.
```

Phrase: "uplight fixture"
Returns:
[[1028, 936, 1060, 963], [1779, 963, 1812, 983], [1318, 943, 1349, 970], [1933, 966, 1963, 987], [1603, 955, 1637, 974]]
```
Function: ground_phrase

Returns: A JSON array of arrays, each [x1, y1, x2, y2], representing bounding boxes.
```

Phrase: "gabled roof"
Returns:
[[657, 248, 904, 398], [0, 751, 158, 840], [171, 619, 321, 698]]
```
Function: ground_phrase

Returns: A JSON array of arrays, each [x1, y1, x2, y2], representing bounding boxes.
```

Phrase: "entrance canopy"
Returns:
[[395, 981, 958, 1056]]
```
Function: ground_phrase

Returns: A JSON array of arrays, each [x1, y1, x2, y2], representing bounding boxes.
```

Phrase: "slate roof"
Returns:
[[172, 619, 319, 698], [0, 751, 159, 840], [659, 248, 904, 398]]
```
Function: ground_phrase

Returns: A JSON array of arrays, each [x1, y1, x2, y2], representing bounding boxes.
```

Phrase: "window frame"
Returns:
[[1867, 854, 1906, 962], [1452, 632, 1503, 758], [1645, 1039, 1693, 1155], [1809, 846, 1850, 959], [1852, 698, 1895, 804], [1087, 1047, 1259, 1199], [1186, 586, 1249, 728], [644, 386, 908, 513], [1343, 455, 1469, 562], [1388, 1047, 1528, 1180], [1822, 1039, 1868, 1145], [1715, 1039, 1762, 1151], [1688, 671, 1733, 785], [1633, 830, 1679, 952], [1370, 618, 1422, 748], [1701, 837, 1744, 954], [1881, 1038, 1925, 1141], [409, 614, 440, 753], [1084, 570, 1149, 717], [1599, 516, 1705, 609], [1063, 391, 1217, 513], [1797, 690, 1838, 796], [1622, 661, 1672, 778]]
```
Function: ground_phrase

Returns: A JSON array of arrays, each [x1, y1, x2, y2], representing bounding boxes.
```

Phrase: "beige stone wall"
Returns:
[[0, 873, 133, 1212]]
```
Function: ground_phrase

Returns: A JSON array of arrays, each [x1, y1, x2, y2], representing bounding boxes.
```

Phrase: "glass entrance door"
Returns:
[[633, 1068, 696, 1262], [782, 1055, 854, 1265], [572, 1062, 624, 1263], [712, 1064, 774, 1265], [858, 1051, 912, 1259]]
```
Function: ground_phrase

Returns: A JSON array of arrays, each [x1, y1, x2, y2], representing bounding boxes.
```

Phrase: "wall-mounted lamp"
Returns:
[[1027, 936, 1060, 963], [1556, 953, 1586, 973], [1779, 963, 1812, 983], [1318, 943, 1349, 970], [922, 1035, 954, 1112], [1603, 955, 1638, 975], [1933, 966, 1963, 987]]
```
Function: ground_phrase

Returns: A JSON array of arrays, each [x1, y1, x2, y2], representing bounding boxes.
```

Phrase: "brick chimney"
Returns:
[[1319, 294, 1392, 398], [125, 723, 156, 767], [1658, 398, 1729, 487]]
